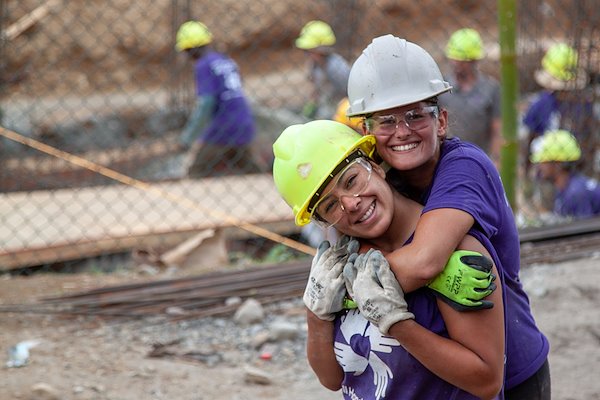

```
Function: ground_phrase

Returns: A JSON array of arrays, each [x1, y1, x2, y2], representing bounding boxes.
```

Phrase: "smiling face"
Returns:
[[315, 160, 395, 239], [367, 101, 448, 175]]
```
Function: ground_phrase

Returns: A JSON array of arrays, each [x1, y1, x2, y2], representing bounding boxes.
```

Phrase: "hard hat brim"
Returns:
[[534, 68, 588, 91]]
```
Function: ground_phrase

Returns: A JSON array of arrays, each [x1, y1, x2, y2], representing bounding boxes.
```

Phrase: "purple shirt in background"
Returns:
[[194, 50, 255, 146], [522, 91, 593, 141], [555, 173, 600, 217], [413, 137, 549, 389]]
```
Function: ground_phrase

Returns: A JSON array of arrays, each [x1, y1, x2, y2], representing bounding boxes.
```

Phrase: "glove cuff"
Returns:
[[378, 310, 415, 335]]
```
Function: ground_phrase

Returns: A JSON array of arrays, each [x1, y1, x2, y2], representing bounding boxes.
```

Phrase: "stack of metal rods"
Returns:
[[13, 261, 311, 321]]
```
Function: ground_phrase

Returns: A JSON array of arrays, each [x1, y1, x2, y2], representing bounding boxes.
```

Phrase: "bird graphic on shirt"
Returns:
[[334, 310, 400, 399]]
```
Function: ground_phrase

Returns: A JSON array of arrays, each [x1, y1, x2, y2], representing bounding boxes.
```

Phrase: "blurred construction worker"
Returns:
[[522, 43, 592, 210], [295, 20, 350, 120], [530, 130, 600, 218], [176, 21, 264, 178], [439, 28, 502, 166], [523, 43, 592, 172]]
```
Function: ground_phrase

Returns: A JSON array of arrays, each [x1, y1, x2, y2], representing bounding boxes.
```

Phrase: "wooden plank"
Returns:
[[0, 174, 295, 269], [4, 0, 60, 41]]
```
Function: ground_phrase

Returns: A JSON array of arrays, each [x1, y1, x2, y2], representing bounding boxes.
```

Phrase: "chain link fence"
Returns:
[[1, 0, 599, 274]]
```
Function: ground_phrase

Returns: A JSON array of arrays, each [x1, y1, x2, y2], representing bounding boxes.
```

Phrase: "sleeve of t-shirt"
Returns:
[[422, 148, 502, 239], [522, 93, 550, 134]]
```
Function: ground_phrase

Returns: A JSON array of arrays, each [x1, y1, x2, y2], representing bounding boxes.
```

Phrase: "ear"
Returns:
[[437, 108, 448, 139], [369, 160, 386, 179]]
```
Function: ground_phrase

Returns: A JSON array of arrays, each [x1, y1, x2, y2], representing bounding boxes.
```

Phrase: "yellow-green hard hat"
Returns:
[[541, 43, 578, 81], [295, 20, 336, 50], [175, 21, 213, 52], [445, 28, 485, 61], [272, 120, 376, 226], [530, 129, 581, 163]]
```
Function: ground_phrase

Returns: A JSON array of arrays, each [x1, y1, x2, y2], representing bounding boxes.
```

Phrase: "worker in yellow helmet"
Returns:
[[175, 21, 265, 178], [439, 28, 503, 166], [530, 130, 600, 218], [295, 20, 350, 121], [522, 42, 593, 209]]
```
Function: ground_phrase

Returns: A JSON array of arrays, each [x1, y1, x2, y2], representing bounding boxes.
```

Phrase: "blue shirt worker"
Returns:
[[530, 129, 600, 218], [176, 21, 264, 177]]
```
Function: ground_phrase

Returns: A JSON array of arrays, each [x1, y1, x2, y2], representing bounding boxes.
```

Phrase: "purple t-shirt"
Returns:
[[194, 50, 255, 146], [333, 287, 500, 400], [522, 91, 593, 141], [389, 137, 548, 389], [555, 173, 600, 217]]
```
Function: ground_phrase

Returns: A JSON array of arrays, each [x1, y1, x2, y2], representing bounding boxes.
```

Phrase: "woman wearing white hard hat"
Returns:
[[341, 34, 550, 399]]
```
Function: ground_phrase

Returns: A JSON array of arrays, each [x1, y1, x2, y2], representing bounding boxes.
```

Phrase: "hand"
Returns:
[[302, 101, 318, 119], [343, 249, 414, 335], [427, 250, 496, 311], [303, 235, 359, 321]]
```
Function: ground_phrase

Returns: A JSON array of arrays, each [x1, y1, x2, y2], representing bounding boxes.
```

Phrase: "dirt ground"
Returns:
[[1, 255, 599, 400]]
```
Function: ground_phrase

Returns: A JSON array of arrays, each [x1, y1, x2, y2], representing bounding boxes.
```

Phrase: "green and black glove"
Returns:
[[302, 101, 318, 119], [427, 250, 496, 311]]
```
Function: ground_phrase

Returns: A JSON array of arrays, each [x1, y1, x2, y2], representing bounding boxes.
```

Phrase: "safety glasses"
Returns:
[[313, 158, 373, 228], [364, 105, 439, 136]]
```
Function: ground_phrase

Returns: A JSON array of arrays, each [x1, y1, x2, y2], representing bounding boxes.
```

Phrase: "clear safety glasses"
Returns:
[[313, 158, 373, 228], [364, 105, 439, 136]]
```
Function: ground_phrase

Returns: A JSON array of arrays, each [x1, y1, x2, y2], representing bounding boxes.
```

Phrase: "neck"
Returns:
[[554, 170, 571, 190], [456, 69, 478, 90], [362, 192, 422, 253]]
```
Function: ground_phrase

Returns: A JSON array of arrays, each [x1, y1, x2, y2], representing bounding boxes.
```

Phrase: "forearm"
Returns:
[[180, 96, 215, 146], [388, 319, 501, 399], [305, 310, 343, 390], [489, 118, 503, 165], [386, 209, 473, 293]]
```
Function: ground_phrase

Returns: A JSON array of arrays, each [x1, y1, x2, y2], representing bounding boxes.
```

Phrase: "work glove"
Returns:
[[302, 101, 318, 119], [303, 235, 359, 321], [344, 249, 414, 335], [427, 250, 496, 312]]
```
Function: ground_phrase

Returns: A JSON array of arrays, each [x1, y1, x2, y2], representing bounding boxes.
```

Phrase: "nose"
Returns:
[[339, 194, 361, 213], [392, 121, 411, 138]]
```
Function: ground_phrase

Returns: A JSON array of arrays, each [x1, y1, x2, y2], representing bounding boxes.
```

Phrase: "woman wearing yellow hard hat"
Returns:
[[272, 119, 504, 399]]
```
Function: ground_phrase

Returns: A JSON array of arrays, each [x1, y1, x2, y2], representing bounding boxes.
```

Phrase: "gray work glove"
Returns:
[[303, 235, 359, 321], [344, 249, 414, 335]]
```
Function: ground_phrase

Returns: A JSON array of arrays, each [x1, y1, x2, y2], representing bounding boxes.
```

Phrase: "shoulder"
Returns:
[[478, 74, 500, 89], [440, 138, 493, 168]]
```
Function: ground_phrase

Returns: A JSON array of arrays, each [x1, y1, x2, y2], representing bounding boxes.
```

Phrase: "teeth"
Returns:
[[358, 202, 375, 222], [391, 143, 418, 152]]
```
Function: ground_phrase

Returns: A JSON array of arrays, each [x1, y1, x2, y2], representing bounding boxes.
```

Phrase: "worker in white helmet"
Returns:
[[339, 34, 550, 399]]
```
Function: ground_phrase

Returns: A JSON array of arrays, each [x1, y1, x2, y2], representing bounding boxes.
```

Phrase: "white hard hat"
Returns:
[[347, 35, 452, 117]]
